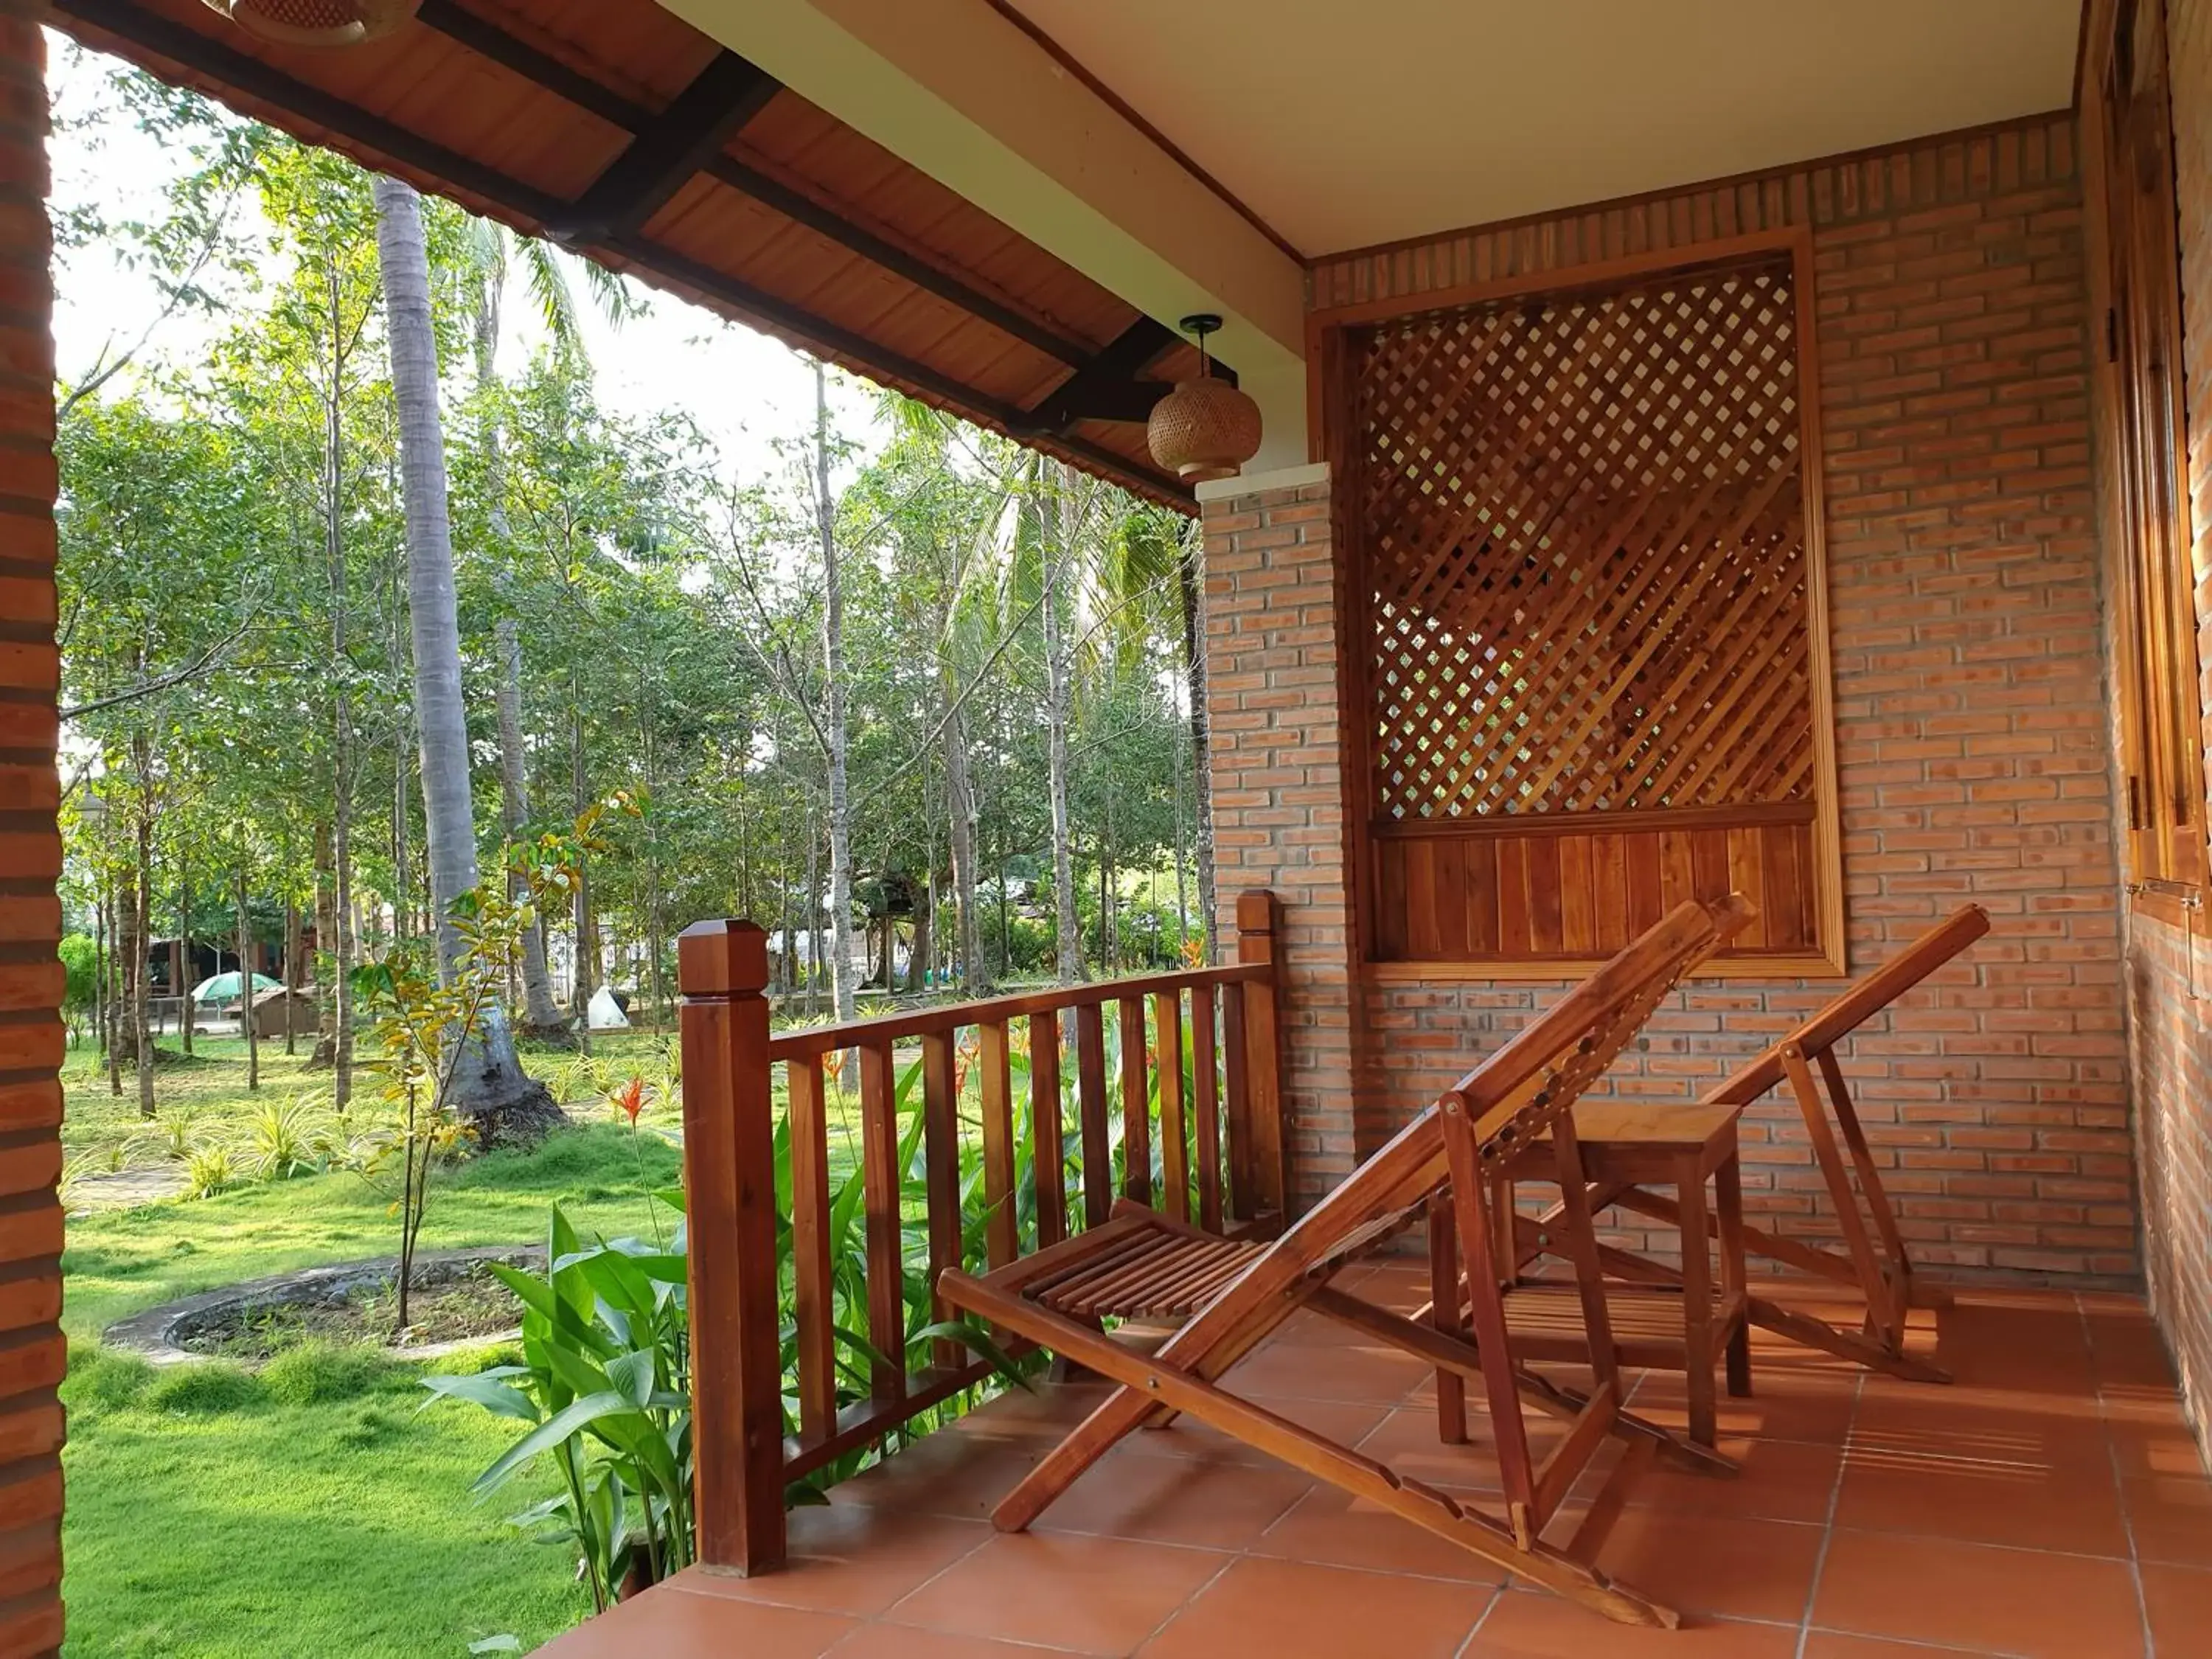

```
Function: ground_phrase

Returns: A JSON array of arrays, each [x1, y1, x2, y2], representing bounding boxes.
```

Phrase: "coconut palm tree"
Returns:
[[372, 173, 560, 1141]]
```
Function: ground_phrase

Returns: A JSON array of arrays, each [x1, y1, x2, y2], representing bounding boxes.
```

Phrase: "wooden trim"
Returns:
[[977, 0, 1306, 266], [1310, 108, 2078, 270], [1371, 800, 1816, 842], [1308, 228, 1807, 331], [1790, 230, 1849, 976], [1367, 952, 1846, 984]]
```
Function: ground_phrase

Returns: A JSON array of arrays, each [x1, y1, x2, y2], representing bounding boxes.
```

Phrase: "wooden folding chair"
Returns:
[[1534, 904, 1990, 1384], [942, 895, 1754, 1628]]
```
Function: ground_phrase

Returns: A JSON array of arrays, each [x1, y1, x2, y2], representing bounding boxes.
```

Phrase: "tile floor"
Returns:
[[538, 1264, 2212, 1657]]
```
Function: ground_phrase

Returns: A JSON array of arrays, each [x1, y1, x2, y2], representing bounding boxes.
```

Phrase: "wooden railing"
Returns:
[[675, 888, 1290, 1574]]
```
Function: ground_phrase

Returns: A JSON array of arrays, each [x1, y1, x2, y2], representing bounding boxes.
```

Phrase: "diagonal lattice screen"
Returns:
[[1356, 256, 1813, 821]]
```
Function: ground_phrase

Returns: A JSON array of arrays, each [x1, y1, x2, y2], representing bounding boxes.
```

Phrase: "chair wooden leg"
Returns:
[[1676, 1150, 1717, 1447], [949, 1270, 1680, 1629], [1715, 1152, 1753, 1399], [1428, 1200, 1469, 1446]]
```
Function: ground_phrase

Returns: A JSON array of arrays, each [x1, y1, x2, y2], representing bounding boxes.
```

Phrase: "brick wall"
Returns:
[[1279, 114, 2135, 1279], [0, 5, 63, 1652], [1197, 465, 1363, 1208], [2126, 0, 2212, 1446]]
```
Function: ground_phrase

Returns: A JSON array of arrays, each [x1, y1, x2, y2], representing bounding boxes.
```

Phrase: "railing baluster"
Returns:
[[920, 1030, 963, 1368], [978, 1020, 1018, 1269], [1222, 981, 1254, 1224], [787, 1054, 836, 1441], [1153, 989, 1188, 1220], [857, 1036, 905, 1402], [1191, 983, 1222, 1231], [1237, 890, 1288, 1225], [1029, 1009, 1065, 1246], [1075, 1001, 1110, 1226], [1117, 993, 1151, 1205]]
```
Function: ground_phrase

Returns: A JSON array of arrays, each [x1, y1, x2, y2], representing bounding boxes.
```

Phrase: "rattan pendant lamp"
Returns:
[[200, 0, 420, 48], [1146, 313, 1262, 484]]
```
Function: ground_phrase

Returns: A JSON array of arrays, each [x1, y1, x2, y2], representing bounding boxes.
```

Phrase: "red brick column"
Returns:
[[1197, 463, 1364, 1206], [0, 7, 65, 1652]]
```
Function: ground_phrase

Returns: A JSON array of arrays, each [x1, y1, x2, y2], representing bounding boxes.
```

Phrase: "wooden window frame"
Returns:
[[1311, 229, 1847, 981], [2087, 0, 2210, 928]]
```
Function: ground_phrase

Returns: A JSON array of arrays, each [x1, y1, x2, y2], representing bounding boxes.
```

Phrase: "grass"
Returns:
[[61, 1033, 691, 1658]]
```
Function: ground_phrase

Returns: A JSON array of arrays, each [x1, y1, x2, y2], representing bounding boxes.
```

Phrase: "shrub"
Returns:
[[262, 1340, 398, 1407], [144, 1360, 265, 1414], [69, 1348, 154, 1411], [245, 1096, 328, 1180], [422, 1340, 524, 1378], [184, 1142, 239, 1200]]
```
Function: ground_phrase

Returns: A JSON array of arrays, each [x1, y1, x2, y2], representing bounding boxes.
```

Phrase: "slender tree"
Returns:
[[372, 175, 560, 1141]]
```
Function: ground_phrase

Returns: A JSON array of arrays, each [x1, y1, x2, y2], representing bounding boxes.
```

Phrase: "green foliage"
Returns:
[[262, 1340, 400, 1407], [184, 1141, 239, 1200], [69, 1346, 155, 1412], [144, 1359, 265, 1415]]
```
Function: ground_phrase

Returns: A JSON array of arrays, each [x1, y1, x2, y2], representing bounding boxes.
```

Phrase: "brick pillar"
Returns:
[[1197, 462, 1362, 1208], [0, 7, 63, 1652]]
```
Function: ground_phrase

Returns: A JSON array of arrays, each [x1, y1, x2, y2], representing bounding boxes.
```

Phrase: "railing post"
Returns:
[[677, 919, 785, 1575], [1234, 889, 1290, 1227]]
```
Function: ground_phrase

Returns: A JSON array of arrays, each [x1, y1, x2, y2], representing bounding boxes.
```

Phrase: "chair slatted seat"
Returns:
[[942, 895, 1756, 1628]]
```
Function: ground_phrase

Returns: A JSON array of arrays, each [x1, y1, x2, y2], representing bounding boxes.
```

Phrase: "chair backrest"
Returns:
[[1707, 903, 1989, 1105]]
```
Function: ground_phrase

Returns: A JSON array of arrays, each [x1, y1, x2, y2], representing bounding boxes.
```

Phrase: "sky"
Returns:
[[44, 31, 887, 487]]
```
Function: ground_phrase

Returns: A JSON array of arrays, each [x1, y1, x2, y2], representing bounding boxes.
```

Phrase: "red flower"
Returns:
[[611, 1076, 647, 1125]]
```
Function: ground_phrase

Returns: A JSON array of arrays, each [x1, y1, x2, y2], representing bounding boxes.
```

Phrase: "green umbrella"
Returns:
[[189, 971, 280, 1004]]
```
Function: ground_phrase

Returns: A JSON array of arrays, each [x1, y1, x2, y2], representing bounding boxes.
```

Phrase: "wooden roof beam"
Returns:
[[1030, 316, 1177, 431], [46, 0, 1187, 507], [423, 1, 1093, 370], [554, 50, 781, 243]]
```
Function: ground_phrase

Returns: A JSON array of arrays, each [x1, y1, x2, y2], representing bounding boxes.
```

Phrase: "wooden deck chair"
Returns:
[[941, 895, 1755, 1628], [1525, 903, 1989, 1384]]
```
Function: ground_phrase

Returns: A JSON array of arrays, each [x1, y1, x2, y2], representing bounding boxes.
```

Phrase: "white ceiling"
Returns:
[[1005, 0, 2084, 257]]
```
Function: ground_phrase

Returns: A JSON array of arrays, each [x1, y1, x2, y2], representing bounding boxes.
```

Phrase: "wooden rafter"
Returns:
[[50, 0, 1198, 507]]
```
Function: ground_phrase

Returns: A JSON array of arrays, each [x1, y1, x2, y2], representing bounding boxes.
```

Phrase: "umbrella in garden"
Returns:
[[189, 971, 279, 1004]]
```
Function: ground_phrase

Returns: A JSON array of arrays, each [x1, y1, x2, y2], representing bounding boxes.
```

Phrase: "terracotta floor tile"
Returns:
[[1627, 1433, 1844, 1525], [1628, 1368, 1859, 1444], [1582, 1509, 1824, 1624], [829, 1436, 1046, 1523], [1352, 1405, 1557, 1494], [1850, 1385, 2115, 1478], [885, 1531, 1228, 1655], [1116, 1395, 1395, 1467], [1801, 1634, 2007, 1657], [532, 1580, 855, 1658], [828, 1625, 1088, 1658], [2125, 1472, 2212, 1568], [2103, 1389, 2212, 1481], [1834, 1430, 2129, 1556], [1811, 1530, 2146, 1658], [1249, 1481, 1512, 1584], [1462, 1590, 1800, 1657], [945, 1378, 1110, 1446], [2141, 1562, 2212, 1657], [1136, 1554, 1492, 1659], [675, 1508, 991, 1617], [1225, 1335, 1429, 1405], [1029, 1445, 1312, 1548]]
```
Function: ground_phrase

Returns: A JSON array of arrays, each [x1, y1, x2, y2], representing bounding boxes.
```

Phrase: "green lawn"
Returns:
[[61, 1035, 688, 1658]]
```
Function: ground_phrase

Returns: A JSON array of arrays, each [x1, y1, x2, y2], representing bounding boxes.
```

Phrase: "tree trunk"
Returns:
[[569, 684, 595, 1053], [495, 617, 571, 1041], [175, 856, 192, 1058], [238, 860, 259, 1091], [132, 773, 153, 1119], [1173, 529, 1219, 961], [937, 613, 985, 992], [283, 897, 301, 1058], [813, 363, 858, 1022], [373, 175, 561, 1144], [1043, 461, 1084, 982]]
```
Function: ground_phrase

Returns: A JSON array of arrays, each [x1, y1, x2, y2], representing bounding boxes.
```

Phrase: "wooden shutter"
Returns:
[[1333, 240, 1844, 974], [2096, 0, 2208, 899]]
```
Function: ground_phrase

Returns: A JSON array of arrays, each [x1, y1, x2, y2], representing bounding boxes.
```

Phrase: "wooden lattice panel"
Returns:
[[1330, 245, 1844, 973], [1358, 257, 1811, 821]]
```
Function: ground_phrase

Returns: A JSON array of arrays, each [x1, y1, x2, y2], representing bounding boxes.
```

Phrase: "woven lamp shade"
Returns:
[[202, 0, 419, 46], [1147, 374, 1262, 484]]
